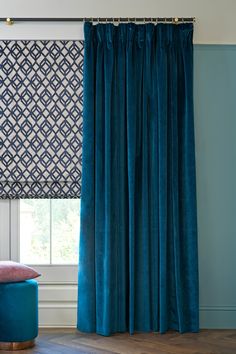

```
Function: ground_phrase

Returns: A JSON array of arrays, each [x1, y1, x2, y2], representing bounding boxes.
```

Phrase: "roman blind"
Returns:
[[0, 40, 83, 199]]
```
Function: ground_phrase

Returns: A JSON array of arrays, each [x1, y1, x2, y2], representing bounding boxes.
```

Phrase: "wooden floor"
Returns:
[[3, 329, 236, 354]]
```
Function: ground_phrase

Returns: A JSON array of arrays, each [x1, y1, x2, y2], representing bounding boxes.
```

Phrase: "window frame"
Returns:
[[9, 199, 78, 285]]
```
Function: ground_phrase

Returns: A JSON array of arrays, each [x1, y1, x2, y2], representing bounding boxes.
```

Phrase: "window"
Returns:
[[20, 199, 80, 265], [5, 199, 79, 285]]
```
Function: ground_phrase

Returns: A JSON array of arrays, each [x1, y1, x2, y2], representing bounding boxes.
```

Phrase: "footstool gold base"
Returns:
[[0, 339, 35, 351]]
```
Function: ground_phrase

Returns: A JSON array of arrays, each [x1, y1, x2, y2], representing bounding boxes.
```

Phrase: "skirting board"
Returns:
[[38, 305, 236, 329], [200, 307, 236, 329]]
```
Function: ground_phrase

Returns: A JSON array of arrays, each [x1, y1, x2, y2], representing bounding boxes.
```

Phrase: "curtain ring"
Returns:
[[174, 17, 179, 24]]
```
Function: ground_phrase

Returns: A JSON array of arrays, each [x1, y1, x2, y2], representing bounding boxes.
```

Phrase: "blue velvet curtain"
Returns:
[[78, 22, 198, 336]]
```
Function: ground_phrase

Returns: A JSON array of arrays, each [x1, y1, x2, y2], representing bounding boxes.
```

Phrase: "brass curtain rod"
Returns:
[[3, 17, 195, 26]]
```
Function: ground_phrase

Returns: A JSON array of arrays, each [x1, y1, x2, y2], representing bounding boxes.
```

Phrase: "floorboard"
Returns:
[[2, 329, 236, 354]]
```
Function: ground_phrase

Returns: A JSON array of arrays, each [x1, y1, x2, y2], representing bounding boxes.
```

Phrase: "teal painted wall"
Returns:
[[194, 45, 236, 328]]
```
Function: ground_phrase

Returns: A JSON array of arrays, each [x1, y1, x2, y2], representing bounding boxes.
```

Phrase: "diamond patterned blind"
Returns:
[[0, 40, 84, 199]]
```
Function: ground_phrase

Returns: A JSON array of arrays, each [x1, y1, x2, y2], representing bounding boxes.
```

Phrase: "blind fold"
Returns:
[[0, 40, 84, 199]]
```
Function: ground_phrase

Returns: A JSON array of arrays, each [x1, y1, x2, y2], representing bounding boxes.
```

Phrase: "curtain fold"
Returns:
[[78, 22, 198, 335]]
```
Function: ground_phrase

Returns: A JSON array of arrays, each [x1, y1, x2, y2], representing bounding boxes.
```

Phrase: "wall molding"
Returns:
[[200, 306, 236, 312], [38, 282, 77, 327], [39, 302, 77, 309], [39, 325, 76, 328], [39, 303, 236, 311], [39, 281, 77, 286]]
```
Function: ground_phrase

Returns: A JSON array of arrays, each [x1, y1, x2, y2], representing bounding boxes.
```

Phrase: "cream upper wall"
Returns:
[[0, 0, 236, 43]]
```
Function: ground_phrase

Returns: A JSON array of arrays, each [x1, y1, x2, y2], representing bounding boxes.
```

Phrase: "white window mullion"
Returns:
[[10, 199, 20, 262], [50, 199, 52, 265], [0, 200, 11, 260]]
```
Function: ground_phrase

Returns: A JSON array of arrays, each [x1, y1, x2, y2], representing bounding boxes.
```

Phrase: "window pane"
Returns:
[[51, 199, 80, 264], [20, 199, 50, 264]]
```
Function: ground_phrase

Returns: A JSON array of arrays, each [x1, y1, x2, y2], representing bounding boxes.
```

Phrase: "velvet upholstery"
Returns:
[[78, 22, 198, 336], [0, 280, 38, 342]]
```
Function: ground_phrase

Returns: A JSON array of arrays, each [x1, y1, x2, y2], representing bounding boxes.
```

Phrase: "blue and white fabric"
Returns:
[[0, 40, 84, 198]]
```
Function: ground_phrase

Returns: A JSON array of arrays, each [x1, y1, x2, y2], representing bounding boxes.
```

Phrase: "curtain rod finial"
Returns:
[[6, 17, 14, 25]]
